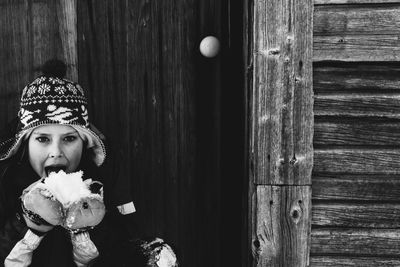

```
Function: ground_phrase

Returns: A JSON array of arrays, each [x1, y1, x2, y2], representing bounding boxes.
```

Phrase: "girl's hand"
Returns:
[[22, 212, 54, 233], [20, 180, 64, 234], [64, 196, 106, 233]]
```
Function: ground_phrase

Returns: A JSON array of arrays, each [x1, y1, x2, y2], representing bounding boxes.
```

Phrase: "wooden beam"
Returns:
[[252, 0, 313, 185], [250, 0, 313, 266], [252, 186, 311, 266]]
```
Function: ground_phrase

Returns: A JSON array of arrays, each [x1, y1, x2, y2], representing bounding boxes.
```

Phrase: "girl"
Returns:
[[0, 59, 178, 267], [0, 59, 135, 266]]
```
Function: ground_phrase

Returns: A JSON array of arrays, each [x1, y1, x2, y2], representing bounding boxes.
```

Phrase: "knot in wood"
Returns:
[[268, 48, 280, 55], [290, 202, 303, 224]]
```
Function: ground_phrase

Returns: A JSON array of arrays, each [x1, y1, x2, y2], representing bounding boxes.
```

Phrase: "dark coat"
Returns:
[[0, 151, 141, 267]]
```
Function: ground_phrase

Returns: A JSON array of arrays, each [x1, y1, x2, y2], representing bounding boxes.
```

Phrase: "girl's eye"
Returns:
[[64, 136, 77, 142], [36, 137, 49, 143]]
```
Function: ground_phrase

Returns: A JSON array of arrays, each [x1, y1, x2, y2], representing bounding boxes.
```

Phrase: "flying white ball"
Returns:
[[199, 36, 220, 58]]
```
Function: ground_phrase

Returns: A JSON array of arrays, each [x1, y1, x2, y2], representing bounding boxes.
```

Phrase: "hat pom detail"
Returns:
[[42, 59, 67, 78]]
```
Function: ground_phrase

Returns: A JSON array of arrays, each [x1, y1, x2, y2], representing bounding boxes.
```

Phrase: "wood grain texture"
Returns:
[[315, 0, 400, 4], [0, 0, 65, 129], [252, 186, 311, 267], [311, 229, 400, 255], [76, 0, 220, 266], [314, 5, 400, 61], [310, 256, 400, 267], [0, 0, 29, 128], [312, 203, 400, 228], [314, 64, 400, 93], [314, 149, 400, 173], [250, 0, 313, 265], [32, 0, 62, 74], [314, 35, 400, 61], [314, 6, 400, 35], [314, 94, 400, 118], [314, 120, 400, 146], [56, 0, 77, 80], [252, 0, 313, 185], [312, 174, 400, 201]]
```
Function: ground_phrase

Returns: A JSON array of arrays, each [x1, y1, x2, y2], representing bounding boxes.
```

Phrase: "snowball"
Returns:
[[43, 170, 91, 207]]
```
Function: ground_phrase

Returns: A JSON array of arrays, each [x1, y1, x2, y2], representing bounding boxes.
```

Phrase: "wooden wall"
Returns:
[[312, 0, 400, 266], [0, 0, 233, 266]]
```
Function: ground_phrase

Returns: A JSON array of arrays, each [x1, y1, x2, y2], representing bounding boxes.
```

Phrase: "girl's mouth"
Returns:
[[44, 165, 67, 176]]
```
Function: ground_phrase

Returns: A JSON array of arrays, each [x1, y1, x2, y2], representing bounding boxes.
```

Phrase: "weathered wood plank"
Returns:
[[314, 64, 400, 93], [0, 1, 30, 128], [314, 6, 400, 35], [310, 256, 400, 267], [56, 0, 77, 80], [314, 5, 400, 61], [311, 229, 400, 255], [312, 174, 400, 201], [250, 1, 313, 265], [314, 149, 400, 173], [252, 0, 313, 185], [314, 35, 400, 62], [314, 94, 400, 118], [314, 121, 400, 146], [312, 203, 400, 228], [77, 0, 202, 266], [32, 0, 62, 75], [315, 0, 400, 4], [252, 186, 311, 267]]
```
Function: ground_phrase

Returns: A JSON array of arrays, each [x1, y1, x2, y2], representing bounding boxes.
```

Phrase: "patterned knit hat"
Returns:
[[0, 59, 106, 166]]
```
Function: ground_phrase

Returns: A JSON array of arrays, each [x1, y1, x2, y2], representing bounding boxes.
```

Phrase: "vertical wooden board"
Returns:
[[196, 0, 222, 266], [77, 0, 132, 217], [56, 0, 77, 80], [253, 0, 283, 185], [252, 0, 313, 185], [78, 0, 201, 266], [252, 186, 311, 267], [0, 0, 30, 128], [32, 0, 62, 75], [292, 0, 314, 185], [125, 0, 168, 239]]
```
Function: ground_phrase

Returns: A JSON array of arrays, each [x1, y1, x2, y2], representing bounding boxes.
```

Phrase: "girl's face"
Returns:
[[28, 124, 84, 177]]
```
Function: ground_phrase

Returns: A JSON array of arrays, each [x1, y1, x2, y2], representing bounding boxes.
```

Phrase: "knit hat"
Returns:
[[0, 59, 106, 166]]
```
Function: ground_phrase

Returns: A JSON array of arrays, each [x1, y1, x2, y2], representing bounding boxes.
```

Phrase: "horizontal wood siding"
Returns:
[[311, 256, 400, 267], [315, 0, 400, 4], [312, 229, 400, 255], [314, 120, 400, 146], [314, 149, 400, 173], [312, 1, 400, 265], [314, 94, 400, 118], [313, 174, 400, 201], [314, 4, 400, 61], [314, 64, 400, 93], [312, 203, 400, 228]]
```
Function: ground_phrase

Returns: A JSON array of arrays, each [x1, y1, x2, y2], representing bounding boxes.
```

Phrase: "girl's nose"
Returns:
[[48, 141, 64, 158]]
